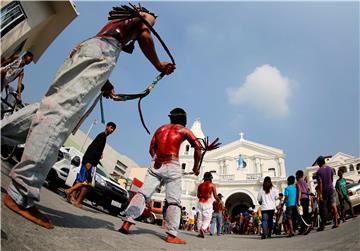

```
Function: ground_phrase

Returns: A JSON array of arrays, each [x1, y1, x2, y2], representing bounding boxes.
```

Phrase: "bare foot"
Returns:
[[165, 234, 186, 244], [3, 194, 54, 229], [63, 190, 72, 203], [197, 229, 205, 238], [73, 203, 83, 209]]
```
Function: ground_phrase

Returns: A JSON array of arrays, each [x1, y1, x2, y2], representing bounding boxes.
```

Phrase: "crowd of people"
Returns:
[[175, 156, 357, 241]]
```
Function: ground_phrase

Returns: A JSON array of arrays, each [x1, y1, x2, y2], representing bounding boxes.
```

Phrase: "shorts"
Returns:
[[339, 195, 350, 208], [188, 218, 195, 225], [323, 191, 337, 205], [286, 206, 297, 219], [76, 163, 93, 185]]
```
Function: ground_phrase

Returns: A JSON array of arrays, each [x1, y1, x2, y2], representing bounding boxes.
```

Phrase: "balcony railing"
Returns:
[[219, 174, 235, 181], [246, 173, 262, 180]]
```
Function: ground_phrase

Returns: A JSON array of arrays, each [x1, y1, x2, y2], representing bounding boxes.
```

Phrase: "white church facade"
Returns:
[[152, 120, 288, 217]]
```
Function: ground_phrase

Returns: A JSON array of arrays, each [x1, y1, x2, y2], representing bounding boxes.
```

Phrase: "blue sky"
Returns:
[[20, 1, 359, 175]]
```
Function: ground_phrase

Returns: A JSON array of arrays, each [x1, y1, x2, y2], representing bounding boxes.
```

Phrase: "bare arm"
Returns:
[[149, 134, 157, 158], [16, 71, 24, 101], [192, 145, 201, 176], [318, 178, 323, 201], [185, 129, 202, 176], [212, 184, 220, 202], [137, 13, 175, 75], [296, 183, 301, 205]]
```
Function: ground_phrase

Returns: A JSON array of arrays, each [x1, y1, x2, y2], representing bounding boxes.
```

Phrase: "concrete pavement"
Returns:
[[1, 160, 360, 251]]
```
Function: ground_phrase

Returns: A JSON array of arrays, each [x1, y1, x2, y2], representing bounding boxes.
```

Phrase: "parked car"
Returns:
[[149, 199, 164, 224], [45, 147, 81, 190], [345, 182, 360, 211], [65, 160, 129, 216]]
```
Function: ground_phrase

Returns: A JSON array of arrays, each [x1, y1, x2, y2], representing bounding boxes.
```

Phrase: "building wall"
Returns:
[[1, 0, 78, 62], [128, 167, 148, 182]]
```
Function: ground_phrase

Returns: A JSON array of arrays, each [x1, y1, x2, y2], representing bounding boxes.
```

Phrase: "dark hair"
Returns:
[[287, 175, 295, 185], [279, 193, 283, 197], [23, 51, 33, 58], [107, 122, 116, 129], [168, 108, 187, 126], [136, 5, 157, 18], [316, 156, 325, 167], [262, 176, 273, 194], [295, 170, 304, 180], [203, 171, 213, 181], [339, 166, 346, 173]]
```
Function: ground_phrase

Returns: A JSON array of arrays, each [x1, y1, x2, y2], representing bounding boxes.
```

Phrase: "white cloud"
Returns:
[[227, 64, 291, 118]]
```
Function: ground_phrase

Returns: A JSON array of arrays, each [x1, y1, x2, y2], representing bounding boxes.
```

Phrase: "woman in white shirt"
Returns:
[[257, 176, 279, 239]]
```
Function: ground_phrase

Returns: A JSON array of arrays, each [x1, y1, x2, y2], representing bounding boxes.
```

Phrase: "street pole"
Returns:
[[81, 119, 97, 152]]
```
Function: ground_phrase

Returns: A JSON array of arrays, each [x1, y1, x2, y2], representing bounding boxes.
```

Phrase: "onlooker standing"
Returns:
[[182, 211, 189, 230], [315, 156, 339, 230], [296, 170, 310, 234], [252, 212, 259, 235], [257, 176, 279, 239], [276, 193, 286, 235], [64, 122, 116, 207], [284, 175, 297, 237], [1, 51, 33, 102], [210, 193, 225, 236], [187, 206, 197, 231], [335, 168, 357, 222], [224, 209, 232, 234]]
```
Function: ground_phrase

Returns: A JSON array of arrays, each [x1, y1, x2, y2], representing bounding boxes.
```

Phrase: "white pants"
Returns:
[[2, 37, 121, 208], [123, 160, 182, 236], [197, 200, 213, 231]]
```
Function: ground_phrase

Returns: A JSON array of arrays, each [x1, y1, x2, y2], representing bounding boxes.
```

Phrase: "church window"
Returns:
[[182, 163, 186, 170], [268, 168, 275, 176], [356, 163, 360, 171], [185, 145, 190, 155], [349, 164, 354, 172], [237, 155, 247, 169]]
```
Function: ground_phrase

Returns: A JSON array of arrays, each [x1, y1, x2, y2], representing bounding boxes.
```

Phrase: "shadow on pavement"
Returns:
[[114, 226, 165, 241], [35, 203, 116, 230], [1, 230, 8, 240]]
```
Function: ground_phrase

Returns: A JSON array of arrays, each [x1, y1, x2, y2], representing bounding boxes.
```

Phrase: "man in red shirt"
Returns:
[[197, 172, 220, 238], [119, 108, 202, 244]]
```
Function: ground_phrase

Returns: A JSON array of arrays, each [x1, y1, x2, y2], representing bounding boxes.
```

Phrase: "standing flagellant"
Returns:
[[119, 108, 202, 244], [197, 172, 220, 238]]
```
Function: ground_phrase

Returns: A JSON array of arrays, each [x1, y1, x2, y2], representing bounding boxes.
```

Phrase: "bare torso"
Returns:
[[197, 181, 214, 203], [150, 124, 199, 164]]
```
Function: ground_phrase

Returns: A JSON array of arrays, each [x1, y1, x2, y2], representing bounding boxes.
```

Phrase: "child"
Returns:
[[284, 175, 297, 237], [296, 170, 310, 234], [335, 169, 357, 222]]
